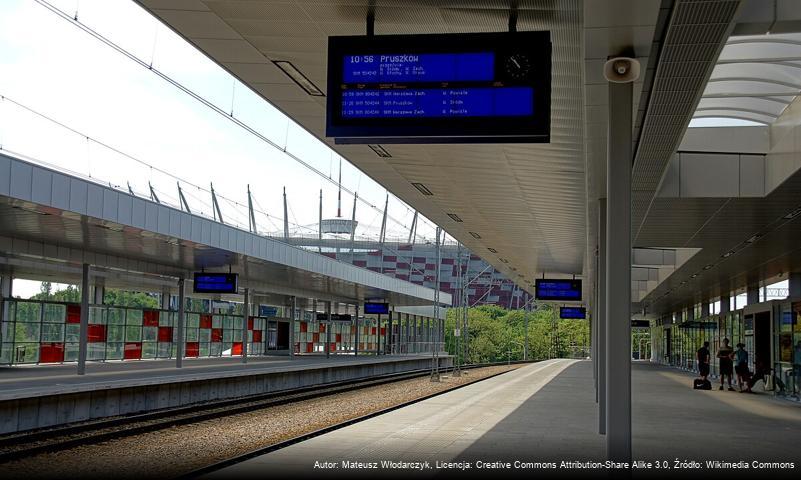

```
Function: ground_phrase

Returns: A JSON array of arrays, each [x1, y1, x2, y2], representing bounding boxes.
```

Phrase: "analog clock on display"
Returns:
[[504, 53, 531, 80]]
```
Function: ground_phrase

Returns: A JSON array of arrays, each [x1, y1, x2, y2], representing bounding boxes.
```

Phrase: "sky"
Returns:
[[0, 0, 442, 239], [0, 0, 452, 298]]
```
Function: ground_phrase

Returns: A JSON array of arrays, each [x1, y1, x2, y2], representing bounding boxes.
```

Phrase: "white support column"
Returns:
[[326, 301, 331, 358], [387, 310, 393, 355], [598, 199, 607, 435], [354, 304, 360, 356], [176, 278, 185, 368], [0, 276, 12, 349], [77, 263, 90, 375], [606, 78, 633, 462], [93, 285, 105, 305], [289, 296, 296, 358], [242, 288, 249, 364]]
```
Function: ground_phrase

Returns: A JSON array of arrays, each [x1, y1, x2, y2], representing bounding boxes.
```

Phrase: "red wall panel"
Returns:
[[199, 314, 212, 329], [211, 328, 223, 342], [158, 327, 173, 342], [87, 324, 106, 343], [143, 310, 160, 327], [252, 330, 262, 343], [231, 342, 243, 355], [66, 305, 81, 324], [40, 343, 65, 363], [123, 342, 142, 360], [185, 342, 199, 357]]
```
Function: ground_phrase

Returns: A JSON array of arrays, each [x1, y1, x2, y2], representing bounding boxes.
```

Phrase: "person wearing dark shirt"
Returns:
[[734, 343, 750, 392], [697, 341, 711, 381], [717, 338, 735, 391]]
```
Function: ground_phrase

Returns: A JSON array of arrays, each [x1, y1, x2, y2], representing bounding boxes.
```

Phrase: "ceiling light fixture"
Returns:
[[273, 61, 324, 96], [487, 247, 498, 253], [447, 213, 463, 223], [411, 182, 433, 196], [368, 144, 392, 158], [703, 264, 713, 270], [469, 231, 481, 239], [746, 234, 761, 243], [722, 250, 735, 258]]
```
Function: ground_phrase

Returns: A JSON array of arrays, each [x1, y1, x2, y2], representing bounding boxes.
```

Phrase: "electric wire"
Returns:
[[32, 0, 434, 242]]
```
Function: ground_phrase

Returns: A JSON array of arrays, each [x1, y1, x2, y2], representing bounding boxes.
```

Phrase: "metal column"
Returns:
[[326, 301, 331, 358], [242, 288, 249, 364], [354, 304, 360, 356], [0, 277, 10, 348], [720, 294, 731, 314], [376, 314, 381, 355], [606, 80, 632, 462], [747, 284, 760, 305], [386, 310, 393, 354], [77, 264, 90, 375], [597, 199, 607, 430], [289, 296, 296, 358], [176, 278, 185, 368], [789, 273, 801, 298]]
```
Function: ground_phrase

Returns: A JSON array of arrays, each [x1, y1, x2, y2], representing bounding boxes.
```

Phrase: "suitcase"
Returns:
[[693, 378, 712, 390]]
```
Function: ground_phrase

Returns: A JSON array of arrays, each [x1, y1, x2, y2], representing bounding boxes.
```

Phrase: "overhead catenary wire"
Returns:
[[31, 0, 437, 243]]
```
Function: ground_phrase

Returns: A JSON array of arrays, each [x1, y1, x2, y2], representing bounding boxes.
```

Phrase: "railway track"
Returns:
[[0, 361, 528, 467], [178, 364, 522, 479]]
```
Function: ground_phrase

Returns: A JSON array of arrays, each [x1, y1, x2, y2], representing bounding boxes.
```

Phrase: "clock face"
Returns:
[[504, 53, 532, 80]]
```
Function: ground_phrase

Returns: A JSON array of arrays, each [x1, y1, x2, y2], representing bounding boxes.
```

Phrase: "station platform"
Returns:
[[211, 359, 801, 478], [0, 354, 450, 434]]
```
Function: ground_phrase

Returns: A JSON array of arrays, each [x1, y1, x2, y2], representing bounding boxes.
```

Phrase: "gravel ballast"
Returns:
[[0, 364, 521, 479]]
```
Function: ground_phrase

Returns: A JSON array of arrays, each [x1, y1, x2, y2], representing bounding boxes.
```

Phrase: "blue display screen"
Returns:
[[364, 302, 390, 315], [327, 32, 551, 143], [560, 307, 586, 319], [343, 53, 495, 83], [193, 273, 238, 294], [341, 87, 533, 118], [535, 279, 582, 301]]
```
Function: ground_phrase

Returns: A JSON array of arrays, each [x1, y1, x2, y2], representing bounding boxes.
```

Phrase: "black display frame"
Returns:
[[193, 272, 239, 294], [535, 279, 582, 301], [326, 31, 551, 144]]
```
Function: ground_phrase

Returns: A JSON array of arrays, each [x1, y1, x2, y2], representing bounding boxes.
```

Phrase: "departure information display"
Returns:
[[535, 279, 582, 301], [193, 273, 238, 294], [560, 307, 587, 319], [327, 32, 551, 143], [364, 302, 390, 315]]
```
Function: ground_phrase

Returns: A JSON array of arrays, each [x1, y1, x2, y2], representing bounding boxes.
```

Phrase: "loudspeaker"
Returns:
[[603, 57, 641, 83]]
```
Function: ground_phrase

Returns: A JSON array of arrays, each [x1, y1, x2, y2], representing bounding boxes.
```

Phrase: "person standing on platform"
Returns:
[[697, 341, 711, 382], [717, 338, 735, 391], [734, 342, 751, 393]]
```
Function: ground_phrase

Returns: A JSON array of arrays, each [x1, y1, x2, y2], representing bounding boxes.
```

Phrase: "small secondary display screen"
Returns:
[[560, 307, 586, 319], [364, 302, 390, 315], [316, 313, 353, 322], [327, 31, 551, 143], [535, 279, 582, 301], [193, 273, 238, 294]]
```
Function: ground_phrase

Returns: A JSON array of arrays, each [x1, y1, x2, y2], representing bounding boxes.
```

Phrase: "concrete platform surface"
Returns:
[[210, 359, 801, 478], [0, 354, 441, 401]]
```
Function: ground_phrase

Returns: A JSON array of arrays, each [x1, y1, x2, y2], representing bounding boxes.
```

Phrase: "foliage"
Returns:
[[445, 304, 590, 364]]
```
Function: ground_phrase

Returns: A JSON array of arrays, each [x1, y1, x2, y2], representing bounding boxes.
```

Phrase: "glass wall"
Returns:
[[0, 298, 273, 365]]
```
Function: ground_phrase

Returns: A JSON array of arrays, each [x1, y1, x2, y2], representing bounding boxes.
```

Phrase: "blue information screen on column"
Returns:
[[560, 307, 587, 319], [193, 273, 238, 294], [327, 31, 551, 143], [535, 279, 582, 301]]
